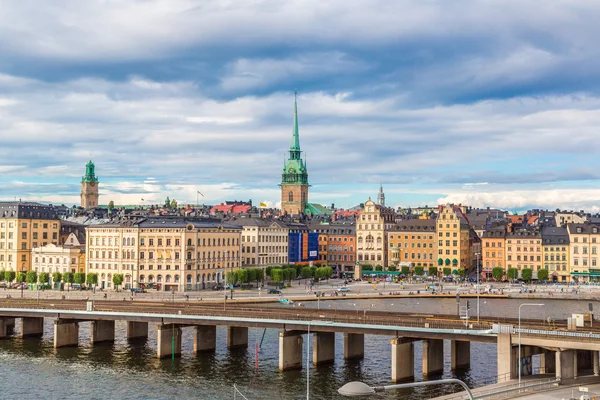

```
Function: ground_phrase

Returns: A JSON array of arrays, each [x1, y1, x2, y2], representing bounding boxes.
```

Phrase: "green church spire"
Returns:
[[281, 91, 308, 185], [82, 159, 99, 183], [290, 89, 301, 156]]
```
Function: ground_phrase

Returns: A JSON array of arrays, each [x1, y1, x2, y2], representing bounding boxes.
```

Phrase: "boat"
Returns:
[[278, 298, 294, 305]]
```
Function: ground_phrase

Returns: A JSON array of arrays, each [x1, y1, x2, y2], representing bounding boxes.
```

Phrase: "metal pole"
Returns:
[[477, 253, 480, 322], [307, 321, 311, 400]]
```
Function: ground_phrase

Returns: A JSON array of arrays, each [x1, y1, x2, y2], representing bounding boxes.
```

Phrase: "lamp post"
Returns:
[[475, 252, 480, 322], [338, 379, 473, 399], [20, 265, 26, 298], [518, 303, 544, 384]]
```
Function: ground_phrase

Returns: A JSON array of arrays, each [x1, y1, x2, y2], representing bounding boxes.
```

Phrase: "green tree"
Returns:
[[26, 270, 38, 284], [0, 270, 5, 282], [537, 268, 549, 282], [414, 266, 424, 276], [170, 199, 178, 209], [375, 265, 383, 271], [39, 272, 50, 284], [52, 272, 62, 285], [16, 272, 26, 283], [428, 266, 438, 277], [401, 266, 410, 276], [507, 268, 518, 281], [362, 264, 373, 271], [254, 268, 264, 287], [270, 268, 283, 284], [457, 268, 466, 278], [108, 200, 115, 210], [63, 272, 75, 290], [443, 267, 451, 276], [5, 271, 16, 283], [226, 271, 238, 285], [492, 267, 504, 282], [74, 272, 86, 285], [87, 273, 98, 287], [521, 268, 533, 282], [301, 266, 313, 279], [246, 268, 256, 284], [112, 273, 124, 290], [238, 269, 249, 285], [265, 266, 274, 278], [387, 265, 397, 272], [164, 196, 171, 208]]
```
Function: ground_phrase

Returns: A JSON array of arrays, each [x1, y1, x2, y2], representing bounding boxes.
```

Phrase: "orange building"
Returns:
[[387, 219, 437, 269]]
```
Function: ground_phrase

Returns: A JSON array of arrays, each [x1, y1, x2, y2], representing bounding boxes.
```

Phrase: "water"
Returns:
[[0, 320, 497, 400]]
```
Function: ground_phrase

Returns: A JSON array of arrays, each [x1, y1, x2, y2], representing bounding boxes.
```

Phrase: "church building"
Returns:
[[81, 159, 99, 208]]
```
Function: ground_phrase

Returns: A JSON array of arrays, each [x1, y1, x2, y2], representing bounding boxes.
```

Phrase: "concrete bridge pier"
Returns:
[[157, 324, 182, 359], [227, 326, 248, 349], [91, 320, 115, 344], [555, 349, 575, 381], [343, 333, 364, 360], [497, 332, 515, 379], [279, 330, 304, 371], [54, 320, 79, 348], [21, 317, 44, 337], [451, 340, 470, 370], [577, 350, 592, 376], [126, 321, 148, 339], [0, 318, 8, 339], [594, 351, 599, 376], [312, 332, 335, 365], [539, 350, 556, 374], [6, 318, 15, 330], [423, 339, 444, 376], [391, 338, 414, 382], [194, 325, 216, 353]]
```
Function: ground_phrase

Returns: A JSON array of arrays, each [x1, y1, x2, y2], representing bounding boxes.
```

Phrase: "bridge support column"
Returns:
[[391, 338, 414, 382], [344, 333, 364, 360], [451, 340, 470, 370], [157, 324, 182, 359], [91, 320, 115, 344], [312, 332, 335, 365], [54, 320, 79, 348], [21, 317, 44, 337], [227, 326, 248, 349], [555, 349, 575, 381], [194, 325, 216, 353], [0, 318, 8, 339], [423, 339, 444, 376], [5, 318, 15, 330], [540, 350, 555, 374], [594, 351, 599, 376], [126, 321, 148, 339], [497, 332, 515, 379], [279, 330, 304, 371], [577, 350, 592, 373]]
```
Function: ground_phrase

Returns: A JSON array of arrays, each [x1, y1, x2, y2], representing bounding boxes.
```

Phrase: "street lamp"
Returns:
[[338, 379, 473, 399], [20, 265, 26, 298], [518, 303, 544, 384], [475, 252, 480, 322]]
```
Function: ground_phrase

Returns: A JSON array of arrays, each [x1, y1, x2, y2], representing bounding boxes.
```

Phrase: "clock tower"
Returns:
[[280, 92, 309, 215], [81, 159, 99, 208]]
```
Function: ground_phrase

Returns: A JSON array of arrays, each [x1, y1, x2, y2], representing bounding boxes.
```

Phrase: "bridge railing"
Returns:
[[515, 327, 600, 340], [440, 376, 559, 400]]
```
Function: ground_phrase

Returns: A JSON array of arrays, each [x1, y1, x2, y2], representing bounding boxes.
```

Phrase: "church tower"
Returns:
[[81, 159, 99, 208], [280, 92, 309, 215], [378, 183, 385, 207]]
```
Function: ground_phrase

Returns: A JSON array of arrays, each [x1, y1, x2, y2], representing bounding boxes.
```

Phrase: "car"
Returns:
[[71, 284, 83, 290], [268, 289, 282, 294], [12, 283, 26, 289], [130, 288, 145, 293], [337, 287, 351, 292], [212, 285, 223, 291]]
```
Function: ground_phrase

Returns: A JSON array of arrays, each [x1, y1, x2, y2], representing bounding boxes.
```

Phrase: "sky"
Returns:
[[1, 0, 600, 212]]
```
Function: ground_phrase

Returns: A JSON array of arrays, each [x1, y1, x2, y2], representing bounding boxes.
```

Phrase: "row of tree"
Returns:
[[226, 268, 265, 286], [0, 271, 125, 290], [492, 267, 549, 282], [362, 264, 466, 278]]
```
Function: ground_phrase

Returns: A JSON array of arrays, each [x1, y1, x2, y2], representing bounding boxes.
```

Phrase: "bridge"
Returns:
[[1, 298, 599, 385]]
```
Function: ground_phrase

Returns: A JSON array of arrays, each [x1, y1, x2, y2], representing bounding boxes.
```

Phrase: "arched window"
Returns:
[[157, 275, 163, 283], [139, 275, 145, 282], [288, 191, 294, 202], [166, 275, 171, 283], [187, 238, 192, 246], [187, 274, 192, 283]]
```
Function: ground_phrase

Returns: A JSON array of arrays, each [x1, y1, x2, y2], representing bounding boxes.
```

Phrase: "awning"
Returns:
[[437, 258, 443, 266], [364, 271, 402, 276], [452, 269, 458, 275], [445, 258, 451, 266], [452, 258, 458, 265], [571, 271, 590, 276]]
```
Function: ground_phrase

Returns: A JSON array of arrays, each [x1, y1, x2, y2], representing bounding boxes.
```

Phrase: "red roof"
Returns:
[[210, 203, 251, 215]]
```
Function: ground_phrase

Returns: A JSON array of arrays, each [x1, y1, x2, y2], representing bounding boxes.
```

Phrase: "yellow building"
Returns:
[[86, 217, 242, 291], [387, 219, 436, 269], [541, 226, 570, 282], [356, 198, 396, 268], [481, 227, 506, 278], [567, 223, 600, 282], [435, 205, 471, 271], [0, 202, 60, 272], [505, 230, 542, 275]]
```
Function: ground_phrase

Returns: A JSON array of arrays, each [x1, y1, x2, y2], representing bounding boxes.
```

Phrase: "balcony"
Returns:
[[186, 245, 195, 251]]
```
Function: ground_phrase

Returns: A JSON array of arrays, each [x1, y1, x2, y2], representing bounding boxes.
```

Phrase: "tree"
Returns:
[[457, 268, 466, 278], [492, 267, 504, 282], [537, 268, 549, 282], [246, 268, 256, 284], [87, 273, 98, 287], [507, 268, 518, 281], [521, 268, 533, 282], [164, 196, 171, 208], [16, 272, 26, 283], [108, 200, 115, 210], [52, 272, 62, 286], [270, 268, 283, 284], [301, 266, 313, 280], [112, 273, 124, 290], [443, 267, 451, 276], [39, 272, 50, 284], [26, 270, 38, 284], [414, 266, 424, 276], [401, 266, 410, 276], [226, 271, 238, 285], [375, 265, 383, 271], [74, 272, 86, 285], [362, 264, 373, 271], [265, 266, 274, 278], [387, 265, 397, 272], [254, 268, 264, 287], [428, 266, 438, 277], [63, 272, 75, 291], [0, 270, 5, 282], [5, 270, 16, 283], [238, 269, 249, 285], [170, 199, 178, 209]]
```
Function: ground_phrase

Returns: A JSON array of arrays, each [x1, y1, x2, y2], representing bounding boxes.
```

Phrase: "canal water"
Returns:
[[0, 319, 497, 400]]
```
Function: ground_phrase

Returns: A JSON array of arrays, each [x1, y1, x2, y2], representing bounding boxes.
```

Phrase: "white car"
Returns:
[[337, 287, 351, 292]]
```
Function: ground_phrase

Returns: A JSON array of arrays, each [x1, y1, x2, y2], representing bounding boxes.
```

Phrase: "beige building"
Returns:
[[228, 217, 289, 268], [481, 227, 506, 277], [86, 217, 242, 291], [555, 212, 586, 227], [436, 205, 471, 271], [387, 219, 437, 269], [541, 226, 570, 282], [505, 230, 542, 275], [32, 233, 86, 276], [0, 202, 60, 272], [567, 223, 600, 282], [356, 198, 396, 268]]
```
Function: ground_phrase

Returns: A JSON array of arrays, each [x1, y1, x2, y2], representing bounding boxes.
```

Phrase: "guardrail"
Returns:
[[441, 377, 559, 400], [516, 327, 600, 340]]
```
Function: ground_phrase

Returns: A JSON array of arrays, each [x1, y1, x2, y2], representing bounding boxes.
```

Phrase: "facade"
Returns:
[[280, 93, 309, 215], [356, 198, 396, 268], [86, 217, 242, 291], [555, 212, 586, 227], [567, 223, 600, 282], [32, 233, 85, 276], [229, 217, 289, 268], [0, 202, 60, 272], [310, 222, 356, 271], [481, 227, 506, 278], [505, 230, 542, 275], [81, 160, 99, 209], [541, 226, 570, 282], [288, 231, 319, 264], [387, 219, 436, 269], [435, 205, 471, 271]]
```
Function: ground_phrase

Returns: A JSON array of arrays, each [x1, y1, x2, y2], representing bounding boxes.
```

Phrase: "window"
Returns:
[[288, 191, 293, 202]]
